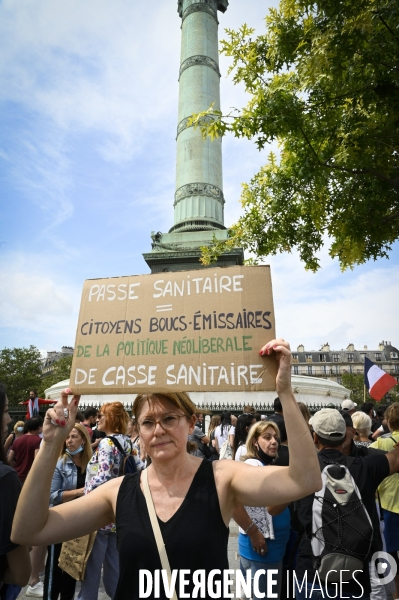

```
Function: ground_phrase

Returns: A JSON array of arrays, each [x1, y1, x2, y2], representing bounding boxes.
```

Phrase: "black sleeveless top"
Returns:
[[115, 459, 229, 600]]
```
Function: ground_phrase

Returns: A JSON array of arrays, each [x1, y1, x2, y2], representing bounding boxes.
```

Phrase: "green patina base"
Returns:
[[144, 229, 243, 273]]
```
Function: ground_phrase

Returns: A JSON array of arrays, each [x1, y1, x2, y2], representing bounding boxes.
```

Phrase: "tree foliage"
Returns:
[[195, 0, 399, 270], [41, 355, 73, 395], [341, 373, 371, 405], [0, 346, 43, 405], [341, 372, 399, 404]]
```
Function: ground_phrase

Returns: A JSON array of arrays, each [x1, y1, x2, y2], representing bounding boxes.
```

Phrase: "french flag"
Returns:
[[364, 357, 398, 401]]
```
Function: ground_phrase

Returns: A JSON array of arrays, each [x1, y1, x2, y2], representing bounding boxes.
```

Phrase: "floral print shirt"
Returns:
[[85, 434, 145, 532]]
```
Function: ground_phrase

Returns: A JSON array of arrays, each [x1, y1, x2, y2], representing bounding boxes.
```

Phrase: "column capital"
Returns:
[[177, 0, 228, 19]]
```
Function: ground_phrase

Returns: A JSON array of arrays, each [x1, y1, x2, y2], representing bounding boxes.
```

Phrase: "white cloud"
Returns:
[[0, 0, 180, 152], [2, 124, 74, 235], [0, 253, 80, 347], [270, 251, 399, 351]]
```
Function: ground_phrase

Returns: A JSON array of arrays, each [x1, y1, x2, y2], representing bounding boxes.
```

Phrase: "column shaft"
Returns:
[[172, 0, 225, 233]]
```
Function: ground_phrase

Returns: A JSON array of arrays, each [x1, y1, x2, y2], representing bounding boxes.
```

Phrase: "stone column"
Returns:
[[171, 0, 228, 234], [143, 0, 244, 272]]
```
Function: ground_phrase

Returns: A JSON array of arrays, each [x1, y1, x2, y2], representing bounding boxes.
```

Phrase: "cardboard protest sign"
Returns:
[[58, 532, 97, 581], [70, 265, 277, 394]]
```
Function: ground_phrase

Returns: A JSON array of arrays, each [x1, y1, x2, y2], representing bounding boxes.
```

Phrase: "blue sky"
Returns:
[[0, 0, 397, 355]]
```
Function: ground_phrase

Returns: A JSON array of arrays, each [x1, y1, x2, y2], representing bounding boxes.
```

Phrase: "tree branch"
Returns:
[[297, 125, 399, 188], [376, 13, 399, 43]]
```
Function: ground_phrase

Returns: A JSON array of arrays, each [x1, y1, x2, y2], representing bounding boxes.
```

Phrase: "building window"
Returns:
[[347, 353, 354, 362], [375, 353, 382, 361], [390, 352, 398, 359], [333, 354, 339, 363], [322, 365, 330, 375], [306, 354, 312, 363], [337, 377, 342, 384], [331, 365, 339, 375], [307, 365, 314, 375], [292, 354, 298, 363], [348, 365, 354, 374], [319, 354, 327, 362], [360, 353, 366, 362], [395, 364, 399, 374], [292, 365, 299, 375]]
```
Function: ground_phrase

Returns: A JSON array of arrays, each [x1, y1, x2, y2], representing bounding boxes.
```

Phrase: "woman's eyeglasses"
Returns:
[[138, 413, 187, 433]]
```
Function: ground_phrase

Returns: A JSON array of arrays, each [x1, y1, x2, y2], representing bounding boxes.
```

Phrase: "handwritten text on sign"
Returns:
[[71, 266, 276, 394]]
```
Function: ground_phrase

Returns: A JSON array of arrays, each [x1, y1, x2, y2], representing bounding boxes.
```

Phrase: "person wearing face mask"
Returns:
[[4, 421, 25, 457], [233, 421, 291, 599], [43, 423, 92, 600]]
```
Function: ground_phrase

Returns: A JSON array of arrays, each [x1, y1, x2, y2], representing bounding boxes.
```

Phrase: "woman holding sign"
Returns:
[[11, 339, 322, 600]]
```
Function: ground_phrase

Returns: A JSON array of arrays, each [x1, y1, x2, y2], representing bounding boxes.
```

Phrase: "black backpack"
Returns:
[[106, 436, 137, 475], [311, 456, 373, 583]]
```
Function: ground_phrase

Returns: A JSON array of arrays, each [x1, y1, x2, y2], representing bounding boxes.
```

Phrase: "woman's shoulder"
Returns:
[[98, 436, 115, 451], [116, 471, 141, 498], [55, 455, 74, 468], [105, 434, 132, 452], [234, 445, 247, 461]]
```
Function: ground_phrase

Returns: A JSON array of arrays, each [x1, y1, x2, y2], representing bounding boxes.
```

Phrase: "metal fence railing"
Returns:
[[8, 400, 340, 423]]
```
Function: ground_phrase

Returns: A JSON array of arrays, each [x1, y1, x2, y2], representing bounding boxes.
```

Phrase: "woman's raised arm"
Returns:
[[214, 339, 322, 524], [11, 391, 117, 547]]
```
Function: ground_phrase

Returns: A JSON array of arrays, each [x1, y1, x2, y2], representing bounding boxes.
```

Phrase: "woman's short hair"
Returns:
[[102, 402, 130, 434], [133, 392, 197, 423], [13, 421, 25, 433], [351, 411, 372, 437], [241, 421, 280, 461], [385, 402, 399, 431], [60, 423, 93, 471]]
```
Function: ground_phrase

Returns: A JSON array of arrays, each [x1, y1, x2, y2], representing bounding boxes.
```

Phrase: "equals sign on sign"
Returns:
[[156, 305, 173, 313]]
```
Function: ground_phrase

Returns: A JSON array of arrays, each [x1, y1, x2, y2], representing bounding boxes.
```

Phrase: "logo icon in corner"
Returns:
[[370, 551, 397, 586]]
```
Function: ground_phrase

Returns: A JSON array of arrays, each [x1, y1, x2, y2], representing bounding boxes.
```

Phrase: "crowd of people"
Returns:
[[1, 340, 399, 600]]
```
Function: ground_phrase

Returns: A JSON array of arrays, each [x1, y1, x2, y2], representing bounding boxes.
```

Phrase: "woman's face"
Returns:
[[66, 428, 84, 453], [2, 397, 11, 441], [256, 426, 279, 457], [96, 411, 107, 432], [137, 398, 195, 461]]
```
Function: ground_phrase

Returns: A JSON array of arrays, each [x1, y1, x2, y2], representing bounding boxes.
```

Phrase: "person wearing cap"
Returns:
[[341, 399, 357, 415], [294, 408, 399, 600]]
